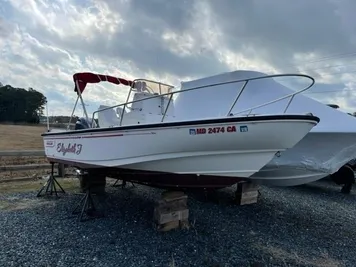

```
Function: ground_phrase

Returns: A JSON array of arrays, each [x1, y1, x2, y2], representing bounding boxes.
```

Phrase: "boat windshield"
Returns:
[[132, 79, 175, 95]]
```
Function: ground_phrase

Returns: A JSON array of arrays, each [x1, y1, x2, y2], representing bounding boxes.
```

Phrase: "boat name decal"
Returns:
[[56, 143, 83, 156], [189, 125, 243, 135]]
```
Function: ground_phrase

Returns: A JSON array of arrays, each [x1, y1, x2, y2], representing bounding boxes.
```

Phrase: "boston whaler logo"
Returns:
[[56, 142, 83, 156], [45, 140, 55, 147]]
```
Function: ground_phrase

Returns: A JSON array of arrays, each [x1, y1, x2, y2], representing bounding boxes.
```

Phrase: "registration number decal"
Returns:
[[189, 125, 247, 135]]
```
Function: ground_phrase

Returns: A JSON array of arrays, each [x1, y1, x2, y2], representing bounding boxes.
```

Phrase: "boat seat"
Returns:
[[97, 105, 120, 128], [133, 81, 148, 92]]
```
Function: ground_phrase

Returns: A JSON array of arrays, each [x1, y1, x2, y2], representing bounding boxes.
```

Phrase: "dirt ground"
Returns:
[[0, 124, 46, 150], [0, 124, 49, 179]]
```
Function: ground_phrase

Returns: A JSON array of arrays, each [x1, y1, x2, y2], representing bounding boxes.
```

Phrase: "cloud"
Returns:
[[1, 0, 356, 118]]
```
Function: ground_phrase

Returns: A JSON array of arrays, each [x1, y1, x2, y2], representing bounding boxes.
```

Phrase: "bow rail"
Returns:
[[89, 73, 315, 128]]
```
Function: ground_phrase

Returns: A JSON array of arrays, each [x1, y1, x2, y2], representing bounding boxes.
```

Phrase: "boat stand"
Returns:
[[36, 163, 66, 197], [235, 181, 260, 205], [72, 186, 105, 222]]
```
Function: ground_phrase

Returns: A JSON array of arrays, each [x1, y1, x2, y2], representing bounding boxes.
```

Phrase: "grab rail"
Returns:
[[91, 73, 315, 127], [232, 86, 300, 116]]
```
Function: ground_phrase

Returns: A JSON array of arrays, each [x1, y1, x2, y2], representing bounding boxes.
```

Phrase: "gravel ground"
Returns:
[[0, 179, 355, 267]]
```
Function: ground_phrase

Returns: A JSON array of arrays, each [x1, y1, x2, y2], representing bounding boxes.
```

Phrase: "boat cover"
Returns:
[[173, 70, 356, 174]]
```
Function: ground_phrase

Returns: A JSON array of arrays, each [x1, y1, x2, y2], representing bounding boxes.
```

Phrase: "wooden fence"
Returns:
[[0, 150, 67, 182]]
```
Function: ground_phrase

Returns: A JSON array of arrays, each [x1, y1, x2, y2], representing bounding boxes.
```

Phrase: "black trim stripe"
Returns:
[[41, 114, 320, 137]]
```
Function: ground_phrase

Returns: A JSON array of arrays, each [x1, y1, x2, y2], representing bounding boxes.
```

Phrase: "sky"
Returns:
[[1, 0, 356, 117]]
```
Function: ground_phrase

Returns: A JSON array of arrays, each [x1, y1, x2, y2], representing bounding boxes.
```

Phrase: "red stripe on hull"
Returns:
[[43, 132, 155, 140]]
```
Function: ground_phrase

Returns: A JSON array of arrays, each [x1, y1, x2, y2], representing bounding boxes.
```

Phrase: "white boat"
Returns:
[[172, 70, 356, 187], [42, 72, 320, 188]]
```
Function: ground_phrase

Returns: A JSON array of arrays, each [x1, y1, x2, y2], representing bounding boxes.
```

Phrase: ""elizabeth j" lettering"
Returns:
[[56, 143, 83, 156]]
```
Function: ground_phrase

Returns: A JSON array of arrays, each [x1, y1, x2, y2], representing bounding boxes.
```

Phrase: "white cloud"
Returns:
[[1, 0, 356, 119]]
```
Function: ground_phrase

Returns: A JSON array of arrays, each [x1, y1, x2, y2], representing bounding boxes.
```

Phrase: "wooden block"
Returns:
[[154, 205, 188, 222], [161, 191, 187, 202], [236, 181, 259, 193], [156, 218, 190, 232], [157, 220, 180, 232], [236, 195, 258, 205], [156, 198, 187, 211], [154, 208, 189, 225], [235, 181, 259, 205], [154, 190, 190, 231], [154, 197, 188, 220]]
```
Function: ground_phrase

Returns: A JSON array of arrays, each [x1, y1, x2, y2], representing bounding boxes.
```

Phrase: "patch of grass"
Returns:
[[0, 178, 80, 194], [0, 198, 55, 211], [0, 200, 12, 210]]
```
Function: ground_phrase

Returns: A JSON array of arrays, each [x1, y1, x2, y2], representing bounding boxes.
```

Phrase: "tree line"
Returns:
[[0, 83, 47, 124]]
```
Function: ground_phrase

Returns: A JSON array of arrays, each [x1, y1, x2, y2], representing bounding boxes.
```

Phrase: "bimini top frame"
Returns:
[[66, 72, 315, 129]]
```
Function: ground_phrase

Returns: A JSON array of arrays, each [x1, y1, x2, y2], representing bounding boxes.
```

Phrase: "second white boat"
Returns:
[[173, 69, 356, 186]]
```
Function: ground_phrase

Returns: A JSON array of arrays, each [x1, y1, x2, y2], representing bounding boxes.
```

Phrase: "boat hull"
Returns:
[[62, 166, 246, 189], [43, 115, 319, 180], [249, 132, 356, 186]]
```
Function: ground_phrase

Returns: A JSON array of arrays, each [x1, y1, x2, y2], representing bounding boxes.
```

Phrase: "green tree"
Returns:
[[0, 84, 47, 123]]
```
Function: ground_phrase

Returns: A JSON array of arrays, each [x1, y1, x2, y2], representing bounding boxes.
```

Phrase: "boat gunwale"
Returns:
[[42, 114, 320, 137]]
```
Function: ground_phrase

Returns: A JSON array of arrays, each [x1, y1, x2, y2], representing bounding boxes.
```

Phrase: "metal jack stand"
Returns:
[[72, 186, 104, 222], [37, 163, 66, 197]]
